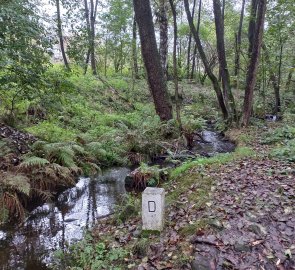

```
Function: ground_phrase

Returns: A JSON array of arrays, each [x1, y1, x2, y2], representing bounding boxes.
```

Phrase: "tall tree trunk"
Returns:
[[285, 57, 294, 93], [242, 0, 266, 126], [159, 0, 168, 79], [134, 0, 173, 121], [132, 15, 139, 79], [190, 44, 197, 79], [186, 0, 197, 79], [248, 0, 258, 58], [184, 0, 229, 120], [89, 0, 97, 75], [190, 0, 202, 80], [234, 0, 246, 85], [262, 43, 281, 114], [212, 0, 237, 122], [169, 0, 182, 128], [56, 0, 70, 71]]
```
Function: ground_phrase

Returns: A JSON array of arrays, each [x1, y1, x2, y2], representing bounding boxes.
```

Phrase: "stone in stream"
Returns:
[[142, 187, 165, 231]]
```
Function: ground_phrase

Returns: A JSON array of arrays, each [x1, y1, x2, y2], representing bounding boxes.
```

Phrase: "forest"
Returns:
[[0, 0, 294, 269]]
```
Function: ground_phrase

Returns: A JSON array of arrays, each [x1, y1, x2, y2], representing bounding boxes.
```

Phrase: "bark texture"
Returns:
[[213, 0, 237, 121], [56, 0, 70, 71], [169, 0, 182, 128], [158, 0, 169, 78], [242, 0, 266, 126], [134, 0, 173, 121]]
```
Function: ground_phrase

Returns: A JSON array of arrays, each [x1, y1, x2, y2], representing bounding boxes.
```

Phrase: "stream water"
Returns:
[[0, 167, 130, 270], [0, 129, 235, 270]]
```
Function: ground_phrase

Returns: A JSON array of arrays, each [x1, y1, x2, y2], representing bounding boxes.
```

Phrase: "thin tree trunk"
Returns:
[[159, 0, 168, 79], [234, 0, 246, 86], [89, 0, 97, 75], [134, 0, 173, 121], [285, 58, 294, 92], [262, 43, 281, 114], [186, 0, 197, 79], [242, 0, 266, 126], [213, 0, 237, 122], [56, 0, 70, 71], [184, 0, 229, 120], [104, 37, 108, 76], [132, 16, 139, 79], [84, 0, 91, 73], [169, 0, 182, 128], [190, 44, 197, 79]]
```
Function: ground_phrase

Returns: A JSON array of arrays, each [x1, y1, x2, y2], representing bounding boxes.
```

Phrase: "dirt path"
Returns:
[[134, 157, 295, 269]]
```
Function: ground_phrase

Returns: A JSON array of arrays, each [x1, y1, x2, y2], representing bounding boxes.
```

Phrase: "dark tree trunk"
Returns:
[[56, 0, 70, 71], [242, 0, 266, 126], [169, 0, 182, 128], [248, 0, 258, 58], [262, 43, 281, 114], [84, 0, 97, 75], [213, 0, 237, 122], [234, 0, 246, 86], [132, 16, 139, 79], [159, 0, 168, 79], [190, 44, 197, 79], [285, 57, 294, 92], [89, 0, 97, 75], [184, 0, 229, 120], [134, 0, 173, 121], [186, 0, 197, 79]]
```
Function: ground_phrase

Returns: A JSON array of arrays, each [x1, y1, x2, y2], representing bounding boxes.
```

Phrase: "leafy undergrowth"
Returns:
[[54, 123, 295, 270]]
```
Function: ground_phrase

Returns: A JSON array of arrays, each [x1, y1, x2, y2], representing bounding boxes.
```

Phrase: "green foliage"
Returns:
[[113, 194, 139, 224], [53, 234, 128, 270], [271, 139, 295, 162], [0, 0, 50, 122], [261, 126, 295, 144], [171, 147, 254, 179], [26, 121, 77, 142]]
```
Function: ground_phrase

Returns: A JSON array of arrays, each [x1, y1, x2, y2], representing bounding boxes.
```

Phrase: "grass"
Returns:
[[170, 146, 255, 179]]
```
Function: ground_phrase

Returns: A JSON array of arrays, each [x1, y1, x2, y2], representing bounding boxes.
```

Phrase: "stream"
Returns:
[[0, 129, 235, 270], [0, 167, 130, 270]]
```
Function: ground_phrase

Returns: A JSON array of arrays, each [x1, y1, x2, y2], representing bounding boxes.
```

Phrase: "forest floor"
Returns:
[[91, 125, 295, 270]]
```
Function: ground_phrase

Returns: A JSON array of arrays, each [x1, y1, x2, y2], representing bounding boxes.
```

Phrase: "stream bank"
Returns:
[[0, 127, 236, 269]]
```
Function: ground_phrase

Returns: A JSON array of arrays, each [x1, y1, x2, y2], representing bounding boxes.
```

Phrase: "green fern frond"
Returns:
[[31, 140, 47, 152], [20, 156, 50, 169], [1, 173, 31, 196]]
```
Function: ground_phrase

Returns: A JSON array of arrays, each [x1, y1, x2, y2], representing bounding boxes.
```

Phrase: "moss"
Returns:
[[180, 218, 210, 237]]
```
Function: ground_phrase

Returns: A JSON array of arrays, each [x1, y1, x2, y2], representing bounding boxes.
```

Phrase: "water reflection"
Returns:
[[0, 167, 130, 270]]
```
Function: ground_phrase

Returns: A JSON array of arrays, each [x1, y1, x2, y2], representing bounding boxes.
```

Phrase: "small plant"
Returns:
[[271, 139, 295, 162], [52, 234, 128, 270], [261, 125, 295, 145]]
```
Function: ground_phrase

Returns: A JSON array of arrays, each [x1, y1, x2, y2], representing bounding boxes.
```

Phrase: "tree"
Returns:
[[133, 0, 173, 121], [158, 0, 169, 78], [0, 0, 50, 121], [184, 0, 229, 120], [84, 0, 98, 75], [55, 0, 70, 71], [212, 0, 237, 122], [242, 0, 267, 126], [169, 0, 182, 128], [234, 0, 246, 87]]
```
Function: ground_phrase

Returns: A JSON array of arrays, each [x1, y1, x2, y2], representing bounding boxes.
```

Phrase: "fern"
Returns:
[[20, 156, 50, 169], [1, 173, 31, 196]]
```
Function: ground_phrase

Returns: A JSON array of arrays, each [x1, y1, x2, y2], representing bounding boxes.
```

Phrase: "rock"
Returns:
[[234, 240, 251, 252], [133, 229, 141, 238], [248, 223, 267, 236], [191, 255, 216, 270]]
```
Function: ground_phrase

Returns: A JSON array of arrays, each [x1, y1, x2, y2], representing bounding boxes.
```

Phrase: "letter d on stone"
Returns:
[[142, 187, 165, 231]]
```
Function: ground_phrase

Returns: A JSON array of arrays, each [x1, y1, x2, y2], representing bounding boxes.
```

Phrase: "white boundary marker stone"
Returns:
[[142, 187, 165, 231]]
